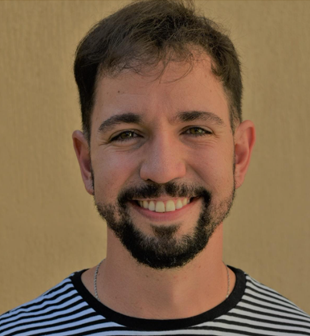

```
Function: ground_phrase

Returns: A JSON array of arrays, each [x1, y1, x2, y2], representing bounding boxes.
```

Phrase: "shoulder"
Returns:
[[232, 270, 310, 332], [0, 271, 86, 336], [244, 272, 308, 314]]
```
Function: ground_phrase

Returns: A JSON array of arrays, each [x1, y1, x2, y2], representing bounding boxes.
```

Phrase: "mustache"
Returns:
[[117, 181, 211, 206]]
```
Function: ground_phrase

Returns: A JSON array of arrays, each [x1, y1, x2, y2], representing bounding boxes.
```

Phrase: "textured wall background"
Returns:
[[0, 0, 309, 314]]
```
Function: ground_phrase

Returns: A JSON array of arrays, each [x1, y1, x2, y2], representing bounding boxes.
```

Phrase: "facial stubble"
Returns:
[[94, 181, 235, 270]]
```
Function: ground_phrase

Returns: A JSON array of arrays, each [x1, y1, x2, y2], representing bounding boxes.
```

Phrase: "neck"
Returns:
[[82, 224, 235, 319]]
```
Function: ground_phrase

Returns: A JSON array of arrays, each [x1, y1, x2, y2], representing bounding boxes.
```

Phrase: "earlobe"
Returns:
[[234, 120, 256, 189], [72, 130, 94, 195]]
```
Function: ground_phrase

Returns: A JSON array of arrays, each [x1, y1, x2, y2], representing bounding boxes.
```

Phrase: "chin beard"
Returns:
[[95, 182, 235, 270]]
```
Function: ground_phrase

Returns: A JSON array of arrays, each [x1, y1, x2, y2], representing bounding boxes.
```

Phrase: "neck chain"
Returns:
[[94, 260, 103, 302], [94, 261, 230, 303]]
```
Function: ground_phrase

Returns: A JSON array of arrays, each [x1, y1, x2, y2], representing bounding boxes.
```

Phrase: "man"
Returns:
[[1, 0, 309, 335]]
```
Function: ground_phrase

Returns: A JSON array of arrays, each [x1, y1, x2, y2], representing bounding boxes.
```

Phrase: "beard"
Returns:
[[94, 180, 235, 270]]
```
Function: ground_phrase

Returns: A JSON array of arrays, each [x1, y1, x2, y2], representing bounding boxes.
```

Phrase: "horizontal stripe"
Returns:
[[1, 268, 309, 336]]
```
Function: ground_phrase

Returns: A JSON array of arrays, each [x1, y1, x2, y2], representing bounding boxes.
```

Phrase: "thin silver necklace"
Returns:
[[94, 260, 103, 302], [94, 261, 230, 302]]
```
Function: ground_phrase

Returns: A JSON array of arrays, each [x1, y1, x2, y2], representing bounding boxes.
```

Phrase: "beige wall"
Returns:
[[1, 0, 309, 315]]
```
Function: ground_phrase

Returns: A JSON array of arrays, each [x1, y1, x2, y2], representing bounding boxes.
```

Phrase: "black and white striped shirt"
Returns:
[[1, 267, 310, 335]]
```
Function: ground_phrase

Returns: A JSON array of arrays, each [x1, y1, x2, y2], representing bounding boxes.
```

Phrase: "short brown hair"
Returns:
[[74, 0, 242, 141]]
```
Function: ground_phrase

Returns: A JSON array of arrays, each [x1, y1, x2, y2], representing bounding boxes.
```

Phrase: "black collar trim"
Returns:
[[71, 266, 246, 331]]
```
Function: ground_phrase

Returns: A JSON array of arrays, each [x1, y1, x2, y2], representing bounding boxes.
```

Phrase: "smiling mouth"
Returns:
[[133, 197, 196, 213]]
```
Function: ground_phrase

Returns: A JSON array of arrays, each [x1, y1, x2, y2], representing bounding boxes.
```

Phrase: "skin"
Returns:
[[73, 54, 255, 319]]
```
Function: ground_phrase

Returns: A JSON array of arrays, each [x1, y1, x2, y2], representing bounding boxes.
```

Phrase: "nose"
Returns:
[[139, 133, 187, 184]]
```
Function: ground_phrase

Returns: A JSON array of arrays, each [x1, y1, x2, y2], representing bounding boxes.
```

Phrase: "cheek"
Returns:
[[92, 151, 139, 198], [190, 145, 234, 193]]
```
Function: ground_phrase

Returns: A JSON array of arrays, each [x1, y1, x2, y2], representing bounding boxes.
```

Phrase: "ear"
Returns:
[[72, 130, 94, 195], [234, 120, 256, 189]]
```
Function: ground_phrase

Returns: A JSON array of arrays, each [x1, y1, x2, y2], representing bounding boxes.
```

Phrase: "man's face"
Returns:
[[88, 56, 236, 269]]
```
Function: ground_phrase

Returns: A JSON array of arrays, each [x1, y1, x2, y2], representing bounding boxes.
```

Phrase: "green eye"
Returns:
[[119, 131, 134, 139], [111, 130, 139, 142], [190, 128, 204, 135], [186, 127, 210, 136]]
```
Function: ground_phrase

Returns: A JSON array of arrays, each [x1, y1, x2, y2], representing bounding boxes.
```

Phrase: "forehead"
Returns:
[[92, 54, 230, 128]]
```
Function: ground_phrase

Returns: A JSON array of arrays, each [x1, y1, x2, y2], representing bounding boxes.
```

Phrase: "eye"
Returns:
[[184, 127, 212, 136], [110, 130, 140, 142]]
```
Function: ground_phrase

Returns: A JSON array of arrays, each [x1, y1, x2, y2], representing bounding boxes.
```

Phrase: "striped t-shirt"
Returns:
[[1, 267, 310, 335]]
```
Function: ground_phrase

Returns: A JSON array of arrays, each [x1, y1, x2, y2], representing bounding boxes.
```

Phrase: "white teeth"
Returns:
[[176, 199, 183, 209], [166, 200, 176, 212], [136, 198, 191, 212], [155, 201, 165, 212], [148, 201, 155, 211]]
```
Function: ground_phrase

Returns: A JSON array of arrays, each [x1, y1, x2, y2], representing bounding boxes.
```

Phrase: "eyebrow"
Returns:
[[98, 113, 142, 133], [173, 111, 225, 126], [97, 110, 225, 134]]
